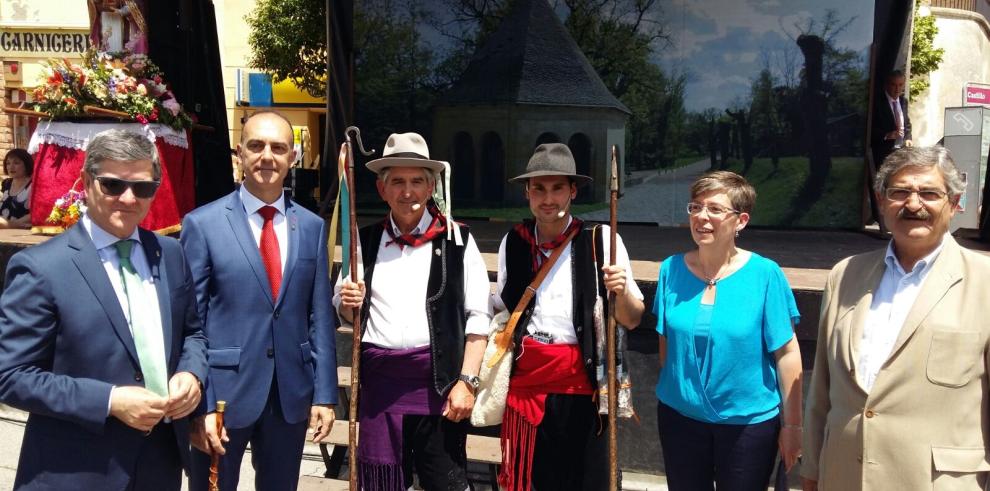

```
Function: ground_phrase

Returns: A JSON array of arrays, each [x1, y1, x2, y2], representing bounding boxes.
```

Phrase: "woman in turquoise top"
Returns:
[[654, 171, 803, 491]]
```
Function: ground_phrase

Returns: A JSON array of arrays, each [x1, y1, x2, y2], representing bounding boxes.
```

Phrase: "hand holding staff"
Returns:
[[208, 401, 227, 491]]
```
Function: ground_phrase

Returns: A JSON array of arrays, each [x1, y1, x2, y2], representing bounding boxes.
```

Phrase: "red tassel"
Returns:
[[499, 405, 539, 491]]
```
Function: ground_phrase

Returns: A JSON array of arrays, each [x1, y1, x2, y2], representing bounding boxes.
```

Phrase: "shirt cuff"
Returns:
[[464, 311, 492, 337], [107, 385, 115, 417]]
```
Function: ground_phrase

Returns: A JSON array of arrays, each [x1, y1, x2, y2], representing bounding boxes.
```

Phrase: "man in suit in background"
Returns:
[[802, 146, 990, 491], [0, 129, 208, 490], [871, 70, 913, 169], [181, 110, 338, 491]]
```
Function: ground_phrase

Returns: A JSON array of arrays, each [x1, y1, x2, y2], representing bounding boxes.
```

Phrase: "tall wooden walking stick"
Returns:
[[343, 126, 373, 491], [607, 146, 620, 491], [208, 400, 227, 491]]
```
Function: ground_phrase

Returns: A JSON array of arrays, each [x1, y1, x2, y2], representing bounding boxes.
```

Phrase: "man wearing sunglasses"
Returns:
[[181, 110, 338, 491], [803, 146, 990, 491], [0, 129, 208, 490]]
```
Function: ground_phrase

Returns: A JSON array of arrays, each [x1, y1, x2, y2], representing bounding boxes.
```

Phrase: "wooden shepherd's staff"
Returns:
[[343, 126, 373, 491], [607, 145, 620, 491], [208, 400, 226, 491]]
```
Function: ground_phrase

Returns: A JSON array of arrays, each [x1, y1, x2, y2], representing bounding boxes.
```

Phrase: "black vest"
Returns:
[[500, 225, 606, 389], [359, 222, 469, 396]]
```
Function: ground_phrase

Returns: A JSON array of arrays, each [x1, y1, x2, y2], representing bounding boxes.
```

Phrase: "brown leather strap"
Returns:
[[488, 227, 579, 366]]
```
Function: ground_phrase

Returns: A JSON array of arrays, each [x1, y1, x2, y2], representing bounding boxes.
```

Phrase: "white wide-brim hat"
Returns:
[[366, 132, 445, 174]]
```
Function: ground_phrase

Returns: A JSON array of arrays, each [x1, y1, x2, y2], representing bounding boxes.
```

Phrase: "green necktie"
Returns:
[[114, 240, 169, 397]]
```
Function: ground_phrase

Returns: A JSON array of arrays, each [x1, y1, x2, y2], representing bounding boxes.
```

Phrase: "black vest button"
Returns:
[[586, 358, 592, 365], [134, 372, 143, 382], [266, 348, 274, 358]]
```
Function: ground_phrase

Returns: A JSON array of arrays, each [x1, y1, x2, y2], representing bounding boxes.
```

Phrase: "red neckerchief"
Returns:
[[513, 217, 584, 271], [384, 203, 447, 250]]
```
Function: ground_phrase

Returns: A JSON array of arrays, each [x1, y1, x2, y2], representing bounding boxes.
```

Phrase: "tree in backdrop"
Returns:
[[245, 0, 327, 98], [909, 0, 944, 102]]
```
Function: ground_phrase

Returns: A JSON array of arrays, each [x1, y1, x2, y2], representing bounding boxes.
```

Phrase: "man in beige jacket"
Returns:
[[802, 146, 990, 491]]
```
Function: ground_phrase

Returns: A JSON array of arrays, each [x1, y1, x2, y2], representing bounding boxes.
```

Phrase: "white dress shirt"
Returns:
[[887, 93, 904, 147], [493, 222, 644, 345], [82, 214, 164, 413], [239, 185, 288, 275], [332, 211, 492, 349], [858, 238, 944, 391]]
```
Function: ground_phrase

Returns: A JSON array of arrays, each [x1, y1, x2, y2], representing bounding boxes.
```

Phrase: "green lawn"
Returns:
[[722, 156, 865, 228]]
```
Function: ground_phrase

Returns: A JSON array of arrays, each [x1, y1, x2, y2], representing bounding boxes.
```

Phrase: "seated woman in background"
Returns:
[[0, 149, 33, 229], [653, 170, 803, 491]]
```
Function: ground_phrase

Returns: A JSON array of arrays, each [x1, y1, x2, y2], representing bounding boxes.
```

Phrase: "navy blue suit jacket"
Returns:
[[0, 223, 208, 490], [180, 189, 338, 429]]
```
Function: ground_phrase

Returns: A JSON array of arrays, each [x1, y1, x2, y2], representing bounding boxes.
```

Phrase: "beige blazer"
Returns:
[[802, 237, 990, 491]]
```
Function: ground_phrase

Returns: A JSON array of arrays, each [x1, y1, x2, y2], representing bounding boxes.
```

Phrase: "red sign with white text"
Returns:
[[965, 84, 990, 107]]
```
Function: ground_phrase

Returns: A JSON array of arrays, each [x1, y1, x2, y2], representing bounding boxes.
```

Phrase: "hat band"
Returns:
[[384, 151, 430, 160]]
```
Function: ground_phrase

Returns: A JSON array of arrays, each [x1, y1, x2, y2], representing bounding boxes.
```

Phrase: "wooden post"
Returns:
[[607, 145, 620, 491]]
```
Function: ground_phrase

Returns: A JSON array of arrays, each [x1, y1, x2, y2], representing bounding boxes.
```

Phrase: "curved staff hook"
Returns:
[[345, 126, 375, 157]]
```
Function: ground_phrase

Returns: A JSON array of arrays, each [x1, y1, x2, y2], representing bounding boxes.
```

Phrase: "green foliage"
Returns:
[[245, 0, 328, 98], [724, 156, 863, 228], [909, 2, 944, 101]]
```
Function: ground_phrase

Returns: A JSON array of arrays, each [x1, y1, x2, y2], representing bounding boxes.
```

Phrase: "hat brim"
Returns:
[[366, 157, 445, 174], [509, 170, 593, 187]]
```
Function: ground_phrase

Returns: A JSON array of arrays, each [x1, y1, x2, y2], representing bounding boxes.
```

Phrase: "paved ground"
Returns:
[[580, 159, 712, 226]]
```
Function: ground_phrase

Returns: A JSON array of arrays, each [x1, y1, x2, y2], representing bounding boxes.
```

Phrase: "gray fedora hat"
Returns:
[[366, 132, 446, 174], [509, 143, 592, 186]]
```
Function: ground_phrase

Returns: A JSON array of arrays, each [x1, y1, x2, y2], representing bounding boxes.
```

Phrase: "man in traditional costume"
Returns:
[[336, 132, 492, 490], [494, 143, 644, 491]]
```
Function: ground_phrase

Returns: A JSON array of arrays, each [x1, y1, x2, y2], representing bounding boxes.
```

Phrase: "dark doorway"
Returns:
[[535, 132, 561, 148]]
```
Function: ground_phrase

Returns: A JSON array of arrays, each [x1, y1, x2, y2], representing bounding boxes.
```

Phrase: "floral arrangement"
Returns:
[[32, 49, 193, 130], [46, 188, 87, 229]]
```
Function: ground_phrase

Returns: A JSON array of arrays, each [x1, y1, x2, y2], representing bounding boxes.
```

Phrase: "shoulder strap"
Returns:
[[487, 226, 579, 366]]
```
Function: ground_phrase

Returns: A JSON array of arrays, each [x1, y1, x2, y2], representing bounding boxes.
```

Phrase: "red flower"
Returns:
[[149, 108, 159, 122], [64, 97, 77, 106], [136, 114, 149, 124]]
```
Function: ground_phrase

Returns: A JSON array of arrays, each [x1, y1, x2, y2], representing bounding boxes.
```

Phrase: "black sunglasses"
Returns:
[[94, 176, 161, 199]]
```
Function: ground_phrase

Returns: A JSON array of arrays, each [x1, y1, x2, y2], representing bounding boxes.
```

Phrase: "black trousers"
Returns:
[[128, 422, 181, 491], [531, 393, 611, 491], [401, 414, 471, 491], [657, 401, 779, 491]]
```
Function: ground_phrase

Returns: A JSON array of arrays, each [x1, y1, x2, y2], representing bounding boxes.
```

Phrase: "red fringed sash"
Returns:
[[499, 338, 594, 491]]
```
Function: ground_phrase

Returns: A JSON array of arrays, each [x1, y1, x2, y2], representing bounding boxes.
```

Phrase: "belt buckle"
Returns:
[[531, 331, 554, 344]]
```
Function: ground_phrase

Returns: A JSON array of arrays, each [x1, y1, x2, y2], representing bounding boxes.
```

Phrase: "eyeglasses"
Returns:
[[94, 176, 161, 199], [883, 187, 948, 203], [686, 202, 740, 217]]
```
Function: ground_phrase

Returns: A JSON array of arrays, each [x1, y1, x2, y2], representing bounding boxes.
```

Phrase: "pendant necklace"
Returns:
[[702, 252, 735, 288]]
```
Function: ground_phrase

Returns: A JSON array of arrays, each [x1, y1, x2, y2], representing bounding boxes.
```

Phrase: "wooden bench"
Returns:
[[320, 369, 502, 487]]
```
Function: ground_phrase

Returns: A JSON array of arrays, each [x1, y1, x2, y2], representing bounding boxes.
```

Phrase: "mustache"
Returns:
[[898, 208, 932, 220]]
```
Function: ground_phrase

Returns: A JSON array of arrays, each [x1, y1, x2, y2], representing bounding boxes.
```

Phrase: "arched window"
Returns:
[[534, 132, 561, 148], [481, 132, 505, 203], [452, 132, 475, 201], [568, 133, 593, 203]]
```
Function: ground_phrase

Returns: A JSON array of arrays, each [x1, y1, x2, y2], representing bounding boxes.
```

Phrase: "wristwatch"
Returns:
[[458, 374, 481, 392]]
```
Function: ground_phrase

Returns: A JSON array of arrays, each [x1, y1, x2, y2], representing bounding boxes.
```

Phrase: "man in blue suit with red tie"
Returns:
[[0, 129, 208, 490], [181, 110, 338, 490]]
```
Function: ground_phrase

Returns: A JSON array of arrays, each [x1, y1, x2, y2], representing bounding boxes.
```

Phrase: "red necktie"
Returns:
[[258, 206, 282, 301]]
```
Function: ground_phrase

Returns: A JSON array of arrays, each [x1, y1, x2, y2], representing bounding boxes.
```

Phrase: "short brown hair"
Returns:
[[689, 171, 757, 213]]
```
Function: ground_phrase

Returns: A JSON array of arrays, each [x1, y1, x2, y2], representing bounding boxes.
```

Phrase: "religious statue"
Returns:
[[87, 0, 148, 54]]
